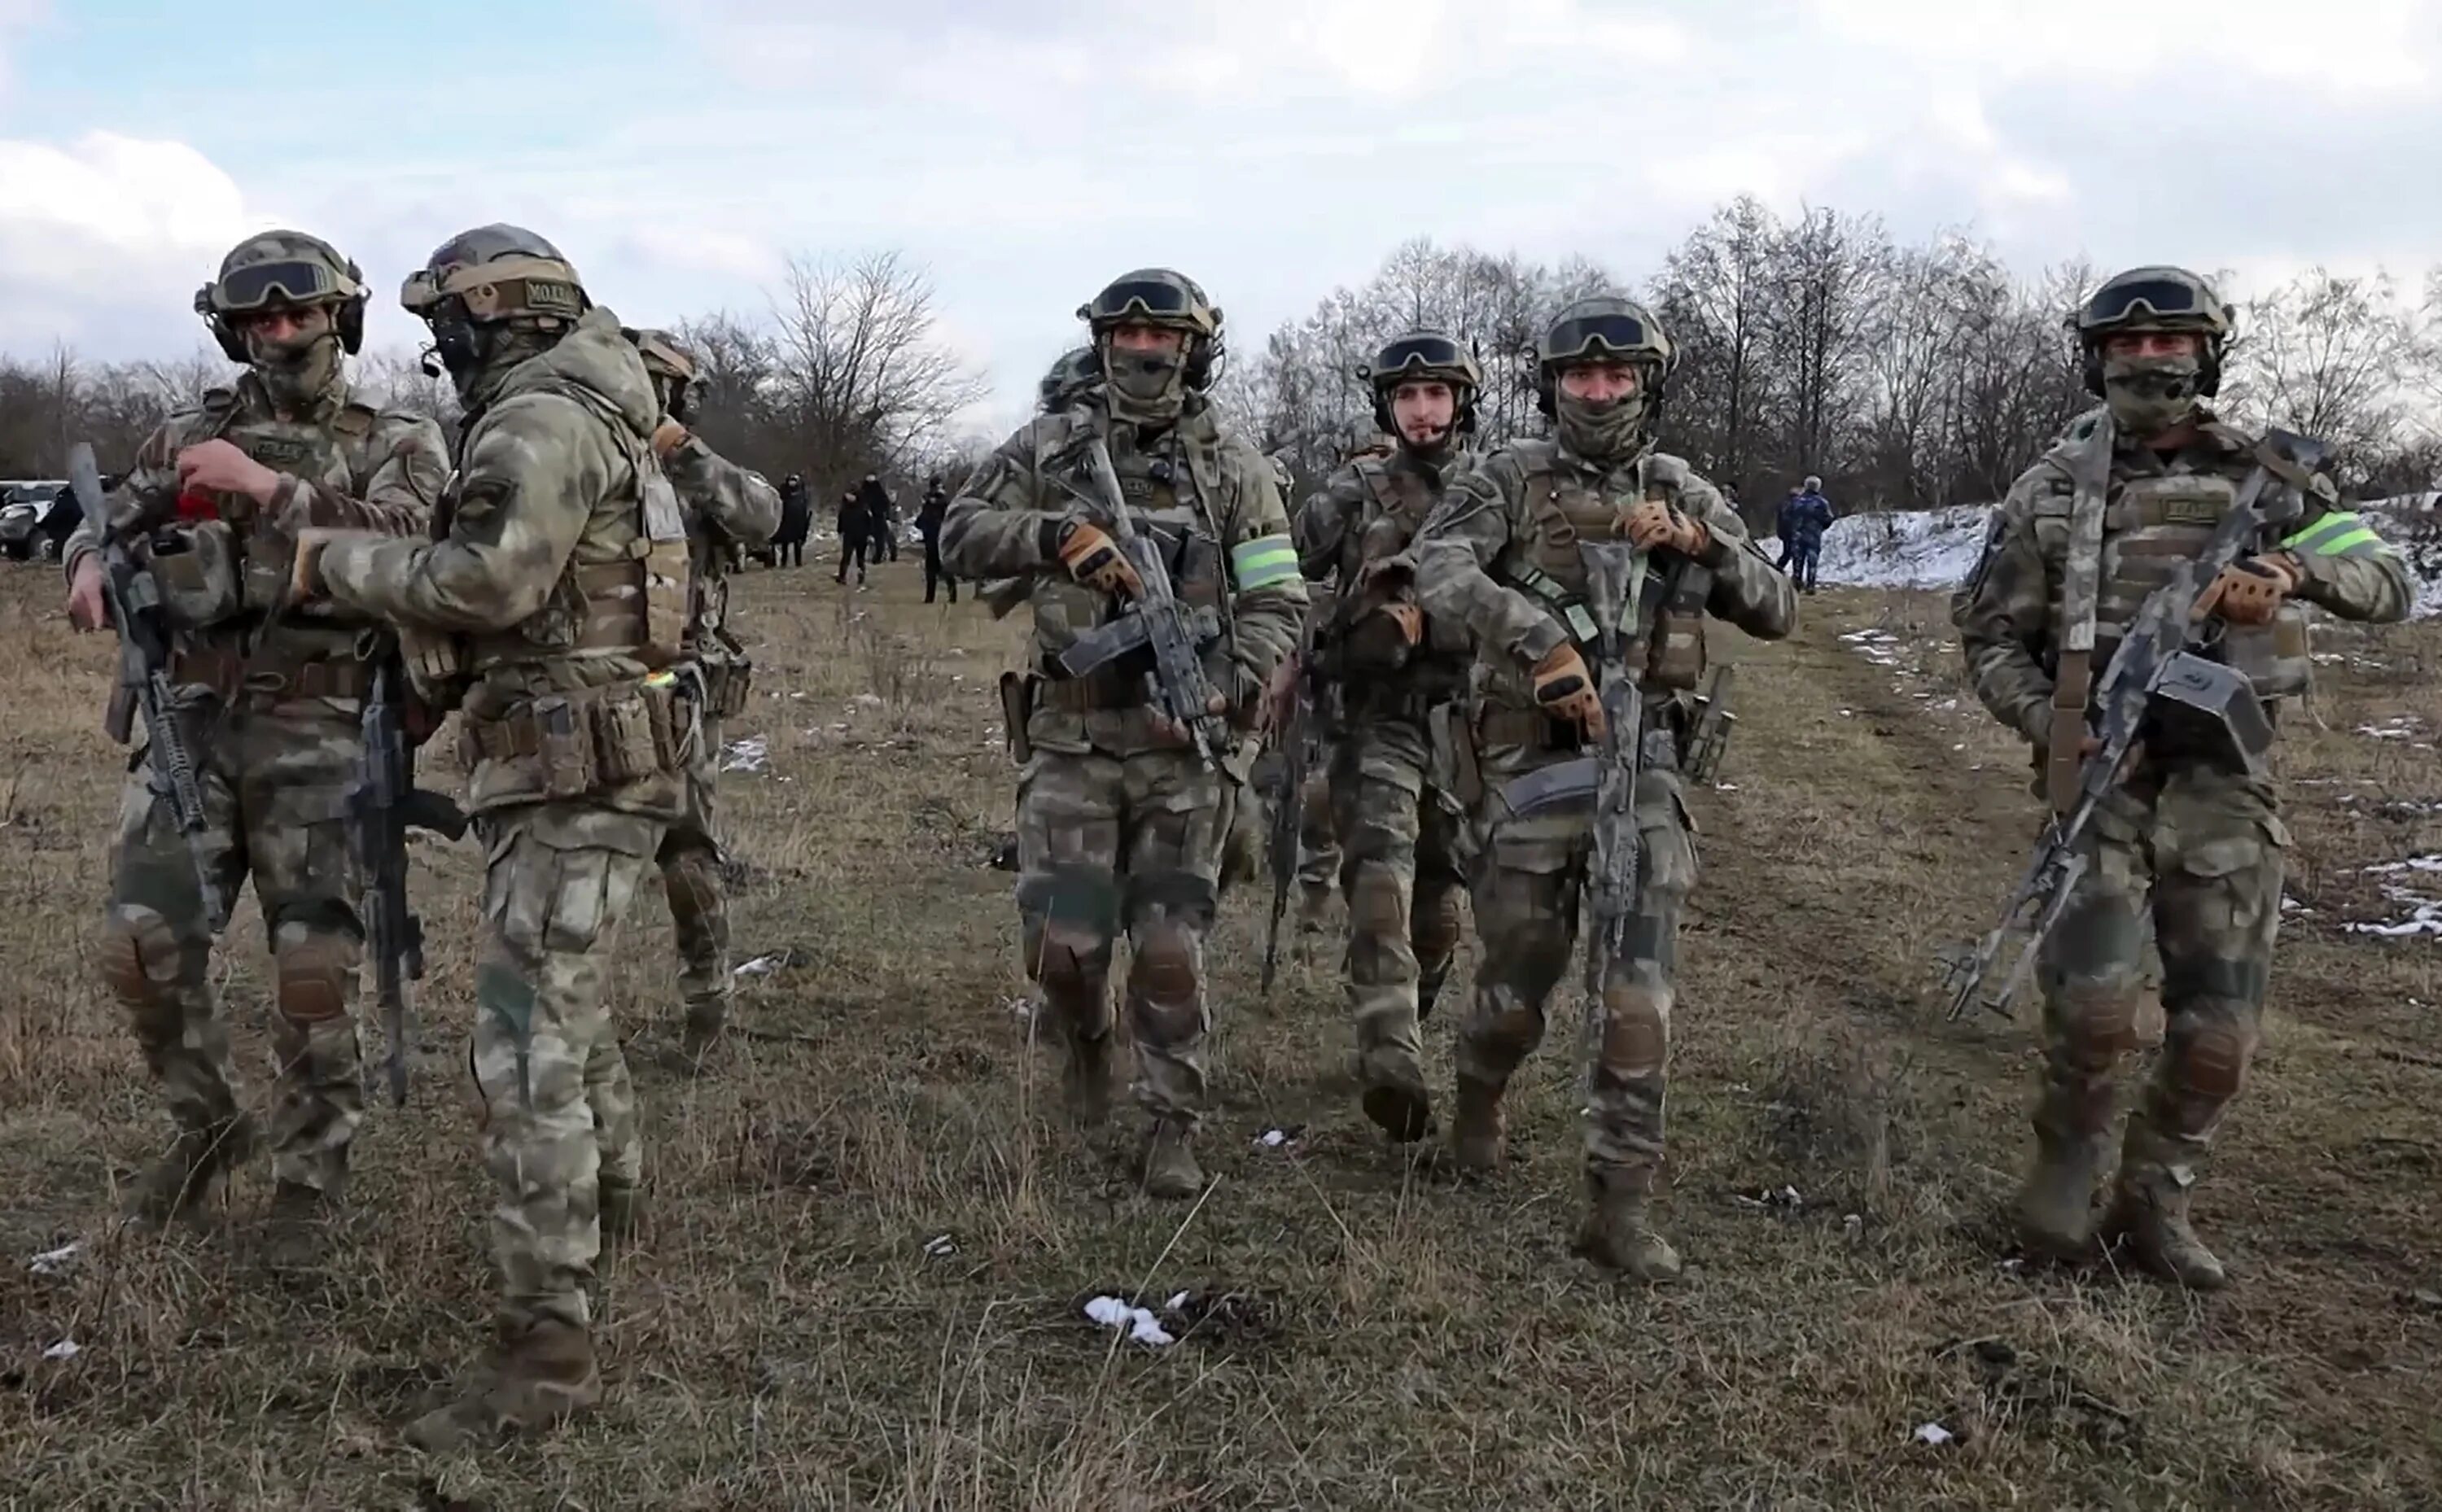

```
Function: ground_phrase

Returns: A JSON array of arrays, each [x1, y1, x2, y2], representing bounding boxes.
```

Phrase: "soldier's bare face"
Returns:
[[235, 303, 332, 344], [1109, 321, 1186, 356], [2103, 331, 2201, 361], [1390, 380, 1455, 442], [1557, 361, 1640, 403]]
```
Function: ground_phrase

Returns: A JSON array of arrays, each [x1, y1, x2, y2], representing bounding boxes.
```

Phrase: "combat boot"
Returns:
[[1140, 1119, 1204, 1200], [405, 1318, 603, 1453], [2011, 1131, 2103, 1263], [125, 1113, 259, 1231], [1449, 1074, 1507, 1174], [1573, 1165, 1683, 1283], [1062, 1033, 1114, 1128], [261, 1173, 343, 1270], [679, 995, 727, 1070], [1358, 1051, 1434, 1144], [2102, 1138, 2230, 1291]]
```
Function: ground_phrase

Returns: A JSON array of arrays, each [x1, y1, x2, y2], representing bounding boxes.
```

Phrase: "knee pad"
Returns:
[[1129, 919, 1202, 1043], [1031, 919, 1112, 1001], [1411, 883, 1463, 965], [2164, 1012, 2256, 1130], [662, 848, 724, 925], [101, 904, 186, 1016], [1598, 981, 1670, 1078], [1465, 982, 1547, 1069], [2056, 979, 2141, 1073], [1347, 864, 1409, 937], [273, 924, 358, 1026]]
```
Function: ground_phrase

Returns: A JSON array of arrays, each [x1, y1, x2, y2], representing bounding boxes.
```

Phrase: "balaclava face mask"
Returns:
[[1553, 374, 1650, 463], [444, 322, 554, 411], [1103, 334, 1189, 426], [245, 317, 343, 413], [2102, 345, 2206, 438]]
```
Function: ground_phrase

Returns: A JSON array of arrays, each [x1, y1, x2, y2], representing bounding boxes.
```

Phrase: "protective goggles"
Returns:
[[1083, 277, 1199, 325], [209, 260, 352, 312], [2082, 277, 2217, 330], [1545, 311, 1656, 363], [1372, 333, 1472, 377]]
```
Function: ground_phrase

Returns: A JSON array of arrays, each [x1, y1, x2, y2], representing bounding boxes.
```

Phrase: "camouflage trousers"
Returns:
[[1298, 749, 1339, 898], [1016, 746, 1231, 1126], [1329, 719, 1466, 1093], [102, 699, 365, 1194], [472, 803, 663, 1331], [2034, 762, 2285, 1187], [657, 713, 729, 1027], [1463, 736, 1696, 1173]]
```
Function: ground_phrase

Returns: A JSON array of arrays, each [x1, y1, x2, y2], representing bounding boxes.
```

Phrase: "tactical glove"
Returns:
[[1057, 522, 1144, 599], [1345, 600, 1424, 672], [1620, 499, 1709, 558], [651, 421, 690, 458], [1531, 643, 1606, 741], [2193, 553, 2299, 627]]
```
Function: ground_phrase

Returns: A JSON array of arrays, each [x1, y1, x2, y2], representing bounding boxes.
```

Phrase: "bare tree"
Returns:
[[2230, 269, 2417, 489]]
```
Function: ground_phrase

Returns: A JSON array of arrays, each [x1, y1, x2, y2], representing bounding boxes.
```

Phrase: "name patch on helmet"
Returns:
[[524, 279, 582, 317]]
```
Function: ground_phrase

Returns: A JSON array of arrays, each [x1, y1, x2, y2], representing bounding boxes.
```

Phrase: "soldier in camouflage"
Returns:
[[625, 327, 781, 1065], [61, 231, 447, 1262], [1408, 298, 1795, 1279], [291, 225, 694, 1445], [942, 270, 1306, 1197], [1954, 265, 2411, 1290], [1293, 330, 1482, 1140]]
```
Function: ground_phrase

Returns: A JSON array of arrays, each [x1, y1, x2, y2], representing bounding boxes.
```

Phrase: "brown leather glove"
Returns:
[[1619, 498, 1709, 558], [1057, 522, 1144, 598], [1531, 643, 1606, 741], [290, 527, 341, 601], [1379, 601, 1424, 645], [2192, 553, 2299, 627], [651, 420, 690, 458]]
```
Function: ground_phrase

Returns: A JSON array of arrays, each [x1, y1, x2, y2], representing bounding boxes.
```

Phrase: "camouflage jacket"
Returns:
[[939, 395, 1306, 758], [1954, 404, 2412, 748], [1295, 444, 1473, 714], [662, 430, 780, 665], [64, 370, 445, 668], [1412, 435, 1794, 719]]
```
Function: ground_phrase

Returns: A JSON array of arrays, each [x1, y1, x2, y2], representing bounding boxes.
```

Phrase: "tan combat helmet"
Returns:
[[2073, 265, 2236, 398], [194, 229, 368, 361]]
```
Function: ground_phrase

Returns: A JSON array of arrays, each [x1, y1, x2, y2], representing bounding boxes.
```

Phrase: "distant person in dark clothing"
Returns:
[[835, 486, 869, 585], [917, 473, 956, 603], [772, 473, 812, 567], [856, 474, 895, 564], [1776, 474, 1836, 593]]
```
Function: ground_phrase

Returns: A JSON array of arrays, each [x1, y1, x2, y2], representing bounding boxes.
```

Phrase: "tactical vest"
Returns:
[[1031, 422, 1228, 708], [462, 380, 692, 676], [2065, 435, 2310, 702], [1330, 453, 1470, 693], [1495, 444, 1709, 693]]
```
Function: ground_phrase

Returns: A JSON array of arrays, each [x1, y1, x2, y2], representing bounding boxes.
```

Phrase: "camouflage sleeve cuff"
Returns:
[[1516, 618, 1569, 666]]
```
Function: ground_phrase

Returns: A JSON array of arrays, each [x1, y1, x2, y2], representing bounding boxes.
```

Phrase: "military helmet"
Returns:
[[2074, 264, 2235, 398], [195, 229, 368, 362], [1039, 345, 1101, 412], [1359, 327, 1484, 438], [1535, 295, 1674, 417], [623, 326, 696, 385], [400, 223, 589, 330], [1077, 268, 1224, 389]]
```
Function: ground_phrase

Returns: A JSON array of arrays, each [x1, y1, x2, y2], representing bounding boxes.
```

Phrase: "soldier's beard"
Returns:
[[1105, 346, 1188, 426], [2103, 352, 2203, 437], [1554, 393, 1647, 461], [246, 328, 341, 412]]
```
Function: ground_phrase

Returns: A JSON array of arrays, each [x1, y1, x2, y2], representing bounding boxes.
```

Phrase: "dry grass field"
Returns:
[[1, 557, 2438, 1510]]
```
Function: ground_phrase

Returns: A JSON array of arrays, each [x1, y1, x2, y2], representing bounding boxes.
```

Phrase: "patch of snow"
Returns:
[[1914, 1422, 1956, 1447], [2358, 718, 2422, 741], [1083, 1295, 1175, 1348], [1166, 1290, 1191, 1311], [852, 693, 884, 708], [1255, 1130, 1292, 1149], [28, 1242, 79, 1276], [720, 737, 770, 774]]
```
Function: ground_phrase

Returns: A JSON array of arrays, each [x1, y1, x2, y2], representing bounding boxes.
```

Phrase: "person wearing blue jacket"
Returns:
[[1775, 475, 1836, 592]]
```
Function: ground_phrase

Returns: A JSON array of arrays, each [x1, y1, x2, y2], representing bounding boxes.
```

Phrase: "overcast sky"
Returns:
[[4, 0, 2439, 436]]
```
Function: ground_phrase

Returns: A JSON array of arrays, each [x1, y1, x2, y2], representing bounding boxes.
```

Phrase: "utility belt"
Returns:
[[165, 643, 375, 704], [1036, 667, 1147, 714], [456, 674, 694, 802], [1342, 683, 1446, 728]]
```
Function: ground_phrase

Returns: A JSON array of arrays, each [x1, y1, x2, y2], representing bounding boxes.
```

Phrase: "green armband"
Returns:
[[1231, 533, 1299, 589]]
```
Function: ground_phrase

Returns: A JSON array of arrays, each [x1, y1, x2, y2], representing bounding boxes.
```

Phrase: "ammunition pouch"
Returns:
[[1039, 671, 1144, 714], [1681, 664, 1737, 784], [698, 657, 754, 721], [456, 675, 694, 803], [399, 623, 470, 714], [1433, 702, 1483, 806], [144, 522, 244, 631], [1648, 565, 1712, 691], [1000, 671, 1035, 765], [2212, 605, 2311, 703], [1477, 703, 1581, 754]]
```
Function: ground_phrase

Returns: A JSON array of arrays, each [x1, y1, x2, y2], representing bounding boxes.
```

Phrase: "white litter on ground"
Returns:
[[720, 737, 770, 774], [2348, 857, 2442, 937], [733, 955, 782, 977], [1083, 1296, 1175, 1348], [924, 1235, 956, 1258], [1255, 1130, 1292, 1149], [2358, 718, 2422, 741], [28, 1242, 80, 1276], [1914, 1422, 1955, 1447], [43, 1339, 78, 1361]]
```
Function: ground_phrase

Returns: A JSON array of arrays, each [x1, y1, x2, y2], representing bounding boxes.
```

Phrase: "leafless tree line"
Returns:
[[1218, 199, 2442, 527]]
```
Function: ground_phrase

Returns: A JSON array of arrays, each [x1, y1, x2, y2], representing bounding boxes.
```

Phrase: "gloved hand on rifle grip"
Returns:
[[2192, 553, 2299, 627], [1619, 498, 1709, 558], [1531, 643, 1606, 741], [1057, 521, 1144, 599]]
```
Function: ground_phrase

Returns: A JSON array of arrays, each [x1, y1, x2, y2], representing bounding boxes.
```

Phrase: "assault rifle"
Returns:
[[348, 655, 468, 1105], [1498, 541, 1652, 995], [1946, 429, 2321, 1021], [1260, 620, 1324, 996], [1055, 437, 1231, 768], [75, 442, 229, 937]]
